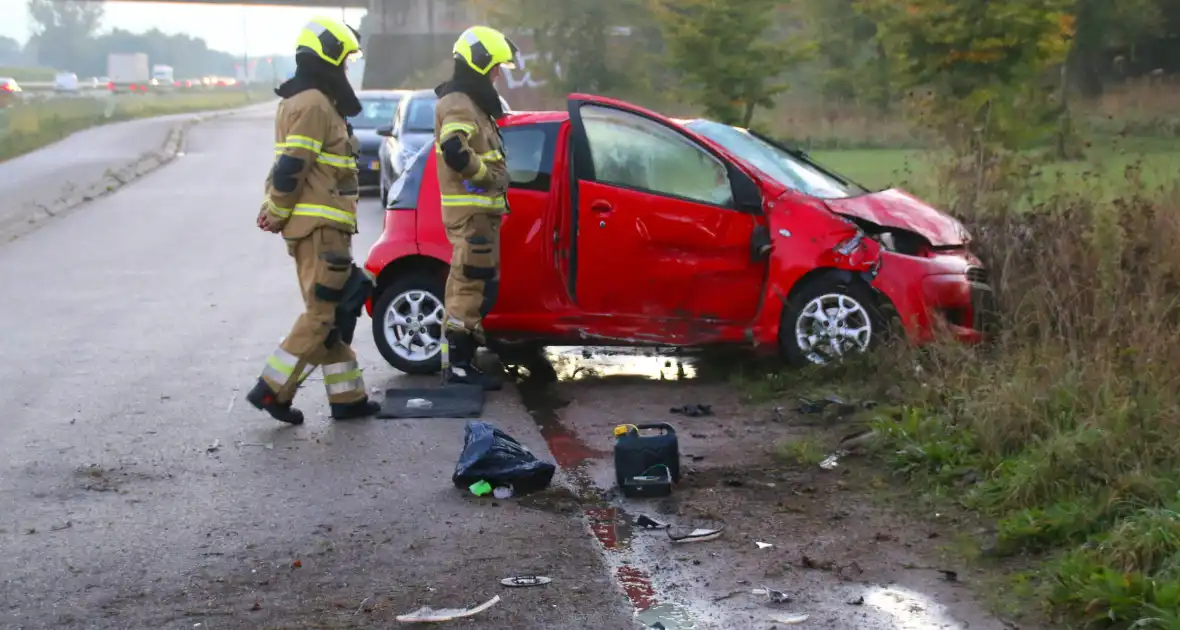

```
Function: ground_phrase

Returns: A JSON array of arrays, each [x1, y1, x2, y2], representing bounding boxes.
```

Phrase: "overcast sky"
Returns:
[[1, 2, 369, 57]]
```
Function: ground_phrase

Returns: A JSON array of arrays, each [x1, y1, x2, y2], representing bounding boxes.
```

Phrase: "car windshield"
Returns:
[[350, 97, 400, 129], [405, 98, 437, 133], [684, 119, 866, 199]]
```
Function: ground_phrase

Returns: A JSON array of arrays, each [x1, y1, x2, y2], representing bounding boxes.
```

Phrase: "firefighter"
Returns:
[[247, 16, 379, 424], [434, 25, 520, 391]]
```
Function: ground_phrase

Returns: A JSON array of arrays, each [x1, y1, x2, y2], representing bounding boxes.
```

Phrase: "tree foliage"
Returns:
[[801, 0, 889, 109], [860, 0, 1075, 151], [475, 0, 649, 94], [651, 0, 813, 127], [27, 0, 105, 74]]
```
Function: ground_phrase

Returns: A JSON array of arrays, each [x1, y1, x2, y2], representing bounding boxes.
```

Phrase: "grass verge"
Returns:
[[0, 89, 274, 162], [721, 156, 1180, 626]]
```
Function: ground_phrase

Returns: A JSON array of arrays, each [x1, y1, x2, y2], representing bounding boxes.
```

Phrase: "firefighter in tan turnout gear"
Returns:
[[248, 16, 380, 424], [435, 25, 520, 391]]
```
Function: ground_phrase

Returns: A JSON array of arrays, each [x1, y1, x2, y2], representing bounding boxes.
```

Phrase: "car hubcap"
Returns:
[[384, 290, 445, 363], [795, 293, 873, 364]]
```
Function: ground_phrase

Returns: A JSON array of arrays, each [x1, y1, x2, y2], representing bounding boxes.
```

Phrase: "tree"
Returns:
[[1068, 0, 1162, 96], [27, 0, 104, 72], [860, 0, 1075, 152], [802, 0, 890, 110], [651, 0, 814, 127], [0, 36, 23, 65], [475, 0, 649, 95]]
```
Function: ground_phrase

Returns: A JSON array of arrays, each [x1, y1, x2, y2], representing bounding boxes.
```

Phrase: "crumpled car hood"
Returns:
[[823, 188, 971, 247]]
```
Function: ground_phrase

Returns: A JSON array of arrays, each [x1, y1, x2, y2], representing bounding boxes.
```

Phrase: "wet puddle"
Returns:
[[861, 585, 967, 629], [543, 346, 700, 382]]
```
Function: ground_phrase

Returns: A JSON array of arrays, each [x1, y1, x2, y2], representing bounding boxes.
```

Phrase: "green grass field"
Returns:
[[810, 143, 1180, 204]]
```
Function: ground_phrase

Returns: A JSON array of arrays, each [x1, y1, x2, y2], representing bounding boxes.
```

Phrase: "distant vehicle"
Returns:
[[347, 89, 411, 200], [108, 53, 151, 93], [364, 94, 992, 375], [376, 89, 512, 204], [86, 76, 110, 89], [53, 72, 79, 92], [0, 77, 21, 106], [151, 64, 174, 86]]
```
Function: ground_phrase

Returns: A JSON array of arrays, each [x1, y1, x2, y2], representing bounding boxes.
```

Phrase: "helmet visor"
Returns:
[[500, 38, 521, 70]]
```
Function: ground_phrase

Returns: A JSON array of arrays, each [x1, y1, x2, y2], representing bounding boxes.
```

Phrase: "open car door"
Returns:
[[563, 94, 768, 328]]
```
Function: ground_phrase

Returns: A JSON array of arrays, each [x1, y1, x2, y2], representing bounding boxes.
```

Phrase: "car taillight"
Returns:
[[1, 84, 11, 92]]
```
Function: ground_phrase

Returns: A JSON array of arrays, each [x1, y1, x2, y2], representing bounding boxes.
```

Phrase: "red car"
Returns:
[[364, 94, 994, 374]]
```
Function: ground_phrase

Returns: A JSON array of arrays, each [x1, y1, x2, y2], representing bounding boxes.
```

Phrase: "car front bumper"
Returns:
[[873, 251, 996, 344]]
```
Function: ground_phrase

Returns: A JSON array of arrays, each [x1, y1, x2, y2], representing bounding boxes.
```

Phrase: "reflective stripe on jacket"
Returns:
[[434, 92, 510, 219], [262, 89, 361, 236]]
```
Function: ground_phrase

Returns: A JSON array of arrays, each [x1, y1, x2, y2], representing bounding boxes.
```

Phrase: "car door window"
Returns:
[[581, 105, 734, 208], [501, 124, 557, 191]]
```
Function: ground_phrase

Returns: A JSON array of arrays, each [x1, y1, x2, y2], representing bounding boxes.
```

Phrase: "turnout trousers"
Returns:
[[258, 226, 368, 405], [443, 207, 502, 339]]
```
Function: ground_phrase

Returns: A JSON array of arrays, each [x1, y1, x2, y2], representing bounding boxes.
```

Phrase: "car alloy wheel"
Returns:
[[384, 289, 445, 364], [793, 293, 873, 365]]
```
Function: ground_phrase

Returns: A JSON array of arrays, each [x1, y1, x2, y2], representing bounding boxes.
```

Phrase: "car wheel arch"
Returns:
[[374, 255, 449, 301], [777, 267, 904, 365]]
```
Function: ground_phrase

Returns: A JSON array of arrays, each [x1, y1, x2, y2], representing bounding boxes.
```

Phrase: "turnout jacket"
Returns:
[[434, 91, 510, 216], [262, 88, 362, 238]]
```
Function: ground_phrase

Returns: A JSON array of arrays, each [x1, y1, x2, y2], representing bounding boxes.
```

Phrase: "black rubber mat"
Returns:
[[378, 384, 485, 419]]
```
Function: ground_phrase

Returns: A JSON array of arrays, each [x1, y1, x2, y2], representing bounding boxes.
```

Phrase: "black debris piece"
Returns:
[[847, 596, 865, 606], [940, 569, 959, 582], [670, 404, 713, 417]]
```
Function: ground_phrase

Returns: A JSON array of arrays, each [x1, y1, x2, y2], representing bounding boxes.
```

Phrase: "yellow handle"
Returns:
[[613, 424, 639, 437]]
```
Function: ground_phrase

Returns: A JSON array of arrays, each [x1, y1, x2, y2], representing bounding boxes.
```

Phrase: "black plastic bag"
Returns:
[[453, 421, 556, 495]]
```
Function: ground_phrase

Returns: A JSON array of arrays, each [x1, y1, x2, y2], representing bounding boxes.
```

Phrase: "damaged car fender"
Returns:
[[749, 191, 884, 345]]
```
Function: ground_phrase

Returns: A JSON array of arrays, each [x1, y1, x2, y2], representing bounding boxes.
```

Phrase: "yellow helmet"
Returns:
[[453, 26, 520, 75], [295, 17, 361, 67]]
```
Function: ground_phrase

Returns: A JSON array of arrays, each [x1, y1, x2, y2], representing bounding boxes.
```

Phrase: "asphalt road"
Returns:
[[0, 107, 634, 629]]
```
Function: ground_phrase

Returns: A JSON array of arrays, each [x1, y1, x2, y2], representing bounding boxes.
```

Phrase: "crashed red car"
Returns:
[[364, 93, 994, 374]]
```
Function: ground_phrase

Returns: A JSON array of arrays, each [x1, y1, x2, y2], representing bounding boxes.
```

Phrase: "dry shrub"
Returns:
[[879, 163, 1180, 624]]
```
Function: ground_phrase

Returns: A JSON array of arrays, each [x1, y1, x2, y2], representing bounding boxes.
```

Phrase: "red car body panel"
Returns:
[[824, 188, 972, 247], [364, 93, 991, 354]]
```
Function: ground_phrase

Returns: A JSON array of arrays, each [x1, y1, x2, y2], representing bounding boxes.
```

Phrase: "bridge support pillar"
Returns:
[[361, 0, 476, 90]]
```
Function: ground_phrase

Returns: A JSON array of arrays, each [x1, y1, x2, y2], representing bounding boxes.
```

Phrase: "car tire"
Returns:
[[778, 274, 891, 368], [371, 273, 447, 375]]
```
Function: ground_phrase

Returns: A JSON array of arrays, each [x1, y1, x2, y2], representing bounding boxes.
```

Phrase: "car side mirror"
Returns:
[[727, 165, 763, 213], [376, 125, 395, 137]]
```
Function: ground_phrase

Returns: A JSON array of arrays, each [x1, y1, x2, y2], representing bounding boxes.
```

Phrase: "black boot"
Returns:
[[330, 397, 381, 420], [445, 329, 502, 391], [246, 378, 305, 425]]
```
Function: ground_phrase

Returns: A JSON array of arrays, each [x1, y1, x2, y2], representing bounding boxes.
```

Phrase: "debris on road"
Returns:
[[669, 403, 712, 417], [752, 587, 792, 603], [453, 421, 556, 495], [395, 594, 501, 623], [468, 480, 492, 497], [500, 575, 552, 587], [635, 514, 670, 530], [235, 441, 273, 450], [493, 485, 514, 499], [206, 439, 221, 453], [667, 524, 725, 543], [819, 453, 842, 470], [770, 612, 810, 624], [847, 596, 865, 606], [756, 541, 774, 549]]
